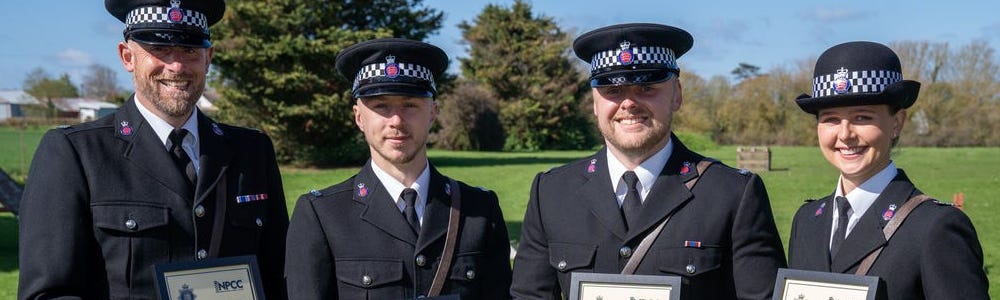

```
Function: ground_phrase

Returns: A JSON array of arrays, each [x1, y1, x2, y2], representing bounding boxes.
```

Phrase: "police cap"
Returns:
[[336, 38, 448, 99], [795, 41, 920, 115], [573, 23, 693, 87], [106, 0, 226, 48]]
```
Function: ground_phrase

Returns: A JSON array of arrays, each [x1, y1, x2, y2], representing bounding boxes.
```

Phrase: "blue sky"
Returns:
[[2, 0, 998, 90]]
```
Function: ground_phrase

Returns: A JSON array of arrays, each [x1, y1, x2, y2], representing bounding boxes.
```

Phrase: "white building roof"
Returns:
[[0, 90, 40, 105]]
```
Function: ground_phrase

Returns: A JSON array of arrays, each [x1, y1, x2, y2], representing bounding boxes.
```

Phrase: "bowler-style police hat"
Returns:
[[106, 0, 226, 48], [336, 38, 448, 99], [573, 23, 693, 87], [796, 41, 921, 114]]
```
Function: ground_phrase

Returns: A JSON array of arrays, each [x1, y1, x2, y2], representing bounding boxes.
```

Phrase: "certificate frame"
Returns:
[[773, 268, 881, 300], [568, 272, 681, 300], [154, 255, 266, 300]]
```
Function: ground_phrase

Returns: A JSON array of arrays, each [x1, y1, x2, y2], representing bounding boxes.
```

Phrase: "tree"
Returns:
[[24, 68, 79, 118], [210, 0, 443, 166], [731, 62, 761, 81], [81, 64, 120, 103], [433, 79, 504, 150], [459, 0, 596, 151]]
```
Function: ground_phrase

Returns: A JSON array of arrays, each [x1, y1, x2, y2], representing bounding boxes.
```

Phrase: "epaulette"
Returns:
[[737, 168, 751, 176], [57, 124, 72, 129], [932, 200, 951, 206], [478, 186, 490, 192], [309, 189, 323, 197]]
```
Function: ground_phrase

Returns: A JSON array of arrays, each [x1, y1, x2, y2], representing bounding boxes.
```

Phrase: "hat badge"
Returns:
[[384, 55, 400, 79], [617, 40, 634, 65], [833, 67, 851, 94], [166, 0, 185, 23]]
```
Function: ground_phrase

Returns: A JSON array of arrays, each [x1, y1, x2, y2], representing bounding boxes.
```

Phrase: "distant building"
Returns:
[[51, 98, 119, 122], [0, 90, 40, 121]]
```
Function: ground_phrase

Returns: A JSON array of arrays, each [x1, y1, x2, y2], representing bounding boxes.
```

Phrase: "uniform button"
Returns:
[[465, 269, 476, 280], [619, 246, 632, 258], [361, 275, 373, 287], [415, 255, 427, 267], [124, 219, 137, 230], [685, 264, 696, 274], [557, 260, 567, 271], [194, 205, 206, 218], [255, 217, 263, 227], [197, 249, 207, 260]]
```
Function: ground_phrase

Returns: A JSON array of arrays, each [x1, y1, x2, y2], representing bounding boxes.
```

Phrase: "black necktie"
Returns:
[[168, 129, 197, 190], [401, 188, 420, 235], [622, 171, 642, 231], [830, 196, 852, 258]]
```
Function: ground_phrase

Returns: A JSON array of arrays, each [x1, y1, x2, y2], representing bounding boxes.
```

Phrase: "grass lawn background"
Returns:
[[1, 126, 997, 298]]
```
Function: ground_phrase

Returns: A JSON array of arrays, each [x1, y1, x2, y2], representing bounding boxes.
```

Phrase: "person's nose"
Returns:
[[837, 120, 856, 141]]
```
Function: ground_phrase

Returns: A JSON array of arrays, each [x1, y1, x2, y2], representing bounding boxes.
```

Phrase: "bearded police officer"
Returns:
[[511, 23, 786, 300], [18, 0, 289, 299], [285, 38, 512, 299]]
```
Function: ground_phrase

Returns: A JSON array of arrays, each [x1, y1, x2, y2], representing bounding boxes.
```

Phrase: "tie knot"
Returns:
[[622, 171, 639, 190], [835, 196, 852, 215], [169, 129, 189, 148], [401, 188, 418, 207]]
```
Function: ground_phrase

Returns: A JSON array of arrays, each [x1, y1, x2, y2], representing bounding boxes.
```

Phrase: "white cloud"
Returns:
[[56, 49, 94, 67]]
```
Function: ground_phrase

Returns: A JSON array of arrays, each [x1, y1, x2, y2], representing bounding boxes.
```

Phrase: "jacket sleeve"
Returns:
[[18, 130, 97, 300], [480, 189, 512, 299], [730, 174, 787, 300], [919, 205, 989, 299], [285, 195, 337, 299], [510, 173, 561, 299], [259, 134, 289, 300]]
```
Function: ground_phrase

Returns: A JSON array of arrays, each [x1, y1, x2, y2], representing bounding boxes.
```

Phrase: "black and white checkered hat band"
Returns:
[[589, 46, 677, 74], [126, 6, 208, 32], [352, 62, 436, 91], [813, 70, 902, 97]]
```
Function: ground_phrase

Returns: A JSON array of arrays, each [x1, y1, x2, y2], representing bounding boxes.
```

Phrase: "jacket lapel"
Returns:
[[416, 167, 451, 254], [357, 162, 418, 245], [831, 171, 919, 272], [193, 113, 232, 205], [804, 196, 836, 272], [118, 98, 193, 201], [625, 137, 696, 242], [579, 149, 628, 240]]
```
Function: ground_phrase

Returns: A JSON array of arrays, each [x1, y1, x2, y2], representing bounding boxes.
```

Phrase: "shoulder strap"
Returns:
[[854, 194, 933, 275], [622, 159, 716, 274], [427, 179, 462, 296]]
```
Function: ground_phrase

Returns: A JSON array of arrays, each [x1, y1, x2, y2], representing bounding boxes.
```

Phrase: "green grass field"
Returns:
[[1, 128, 998, 298]]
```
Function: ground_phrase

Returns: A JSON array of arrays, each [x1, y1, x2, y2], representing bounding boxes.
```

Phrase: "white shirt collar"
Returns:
[[370, 160, 431, 224], [831, 161, 897, 240], [607, 137, 674, 205], [134, 97, 200, 172]]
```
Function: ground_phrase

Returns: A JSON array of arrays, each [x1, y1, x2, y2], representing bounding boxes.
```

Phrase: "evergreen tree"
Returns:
[[210, 0, 443, 166], [459, 0, 596, 151]]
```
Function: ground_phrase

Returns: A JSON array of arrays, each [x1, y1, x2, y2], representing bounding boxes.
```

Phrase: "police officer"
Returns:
[[18, 0, 289, 299], [284, 38, 512, 299], [510, 23, 786, 300], [787, 41, 988, 300]]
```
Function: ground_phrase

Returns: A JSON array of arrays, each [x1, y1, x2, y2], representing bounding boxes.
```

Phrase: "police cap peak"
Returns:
[[573, 23, 693, 87], [336, 38, 449, 99], [106, 0, 226, 48]]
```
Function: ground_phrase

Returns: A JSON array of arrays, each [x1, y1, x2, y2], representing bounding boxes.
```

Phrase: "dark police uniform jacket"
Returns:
[[511, 136, 786, 300], [285, 162, 512, 299], [18, 98, 289, 300], [787, 170, 988, 300]]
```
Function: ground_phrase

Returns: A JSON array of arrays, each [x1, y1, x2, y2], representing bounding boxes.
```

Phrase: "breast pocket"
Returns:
[[655, 247, 723, 290], [548, 242, 597, 291], [335, 259, 405, 299], [91, 202, 171, 293], [447, 252, 484, 295], [228, 200, 267, 246]]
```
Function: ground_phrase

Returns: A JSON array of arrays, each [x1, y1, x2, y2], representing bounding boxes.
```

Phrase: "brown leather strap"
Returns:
[[622, 159, 715, 274], [427, 179, 462, 296], [854, 194, 933, 275]]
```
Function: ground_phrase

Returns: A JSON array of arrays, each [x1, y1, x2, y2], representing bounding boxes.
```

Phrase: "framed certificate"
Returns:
[[568, 272, 681, 300], [773, 268, 881, 300], [154, 255, 266, 300]]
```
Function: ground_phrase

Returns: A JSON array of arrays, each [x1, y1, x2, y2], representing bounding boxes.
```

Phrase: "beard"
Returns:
[[134, 74, 204, 118], [598, 119, 671, 158]]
